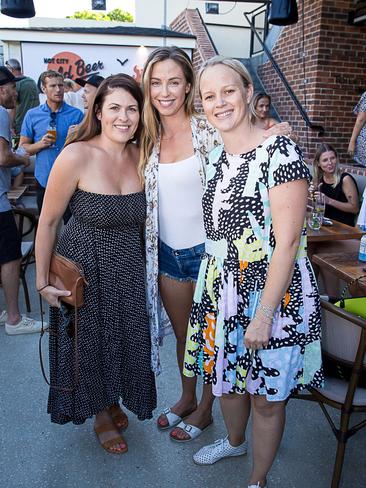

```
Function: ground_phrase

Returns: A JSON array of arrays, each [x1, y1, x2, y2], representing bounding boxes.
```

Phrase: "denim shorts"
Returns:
[[158, 240, 205, 282]]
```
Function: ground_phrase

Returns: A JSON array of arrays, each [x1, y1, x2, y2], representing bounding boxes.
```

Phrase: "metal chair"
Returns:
[[292, 299, 366, 488], [12, 208, 38, 312]]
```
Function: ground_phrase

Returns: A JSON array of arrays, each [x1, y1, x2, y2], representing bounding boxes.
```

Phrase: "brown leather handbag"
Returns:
[[39, 252, 88, 392], [49, 252, 87, 307]]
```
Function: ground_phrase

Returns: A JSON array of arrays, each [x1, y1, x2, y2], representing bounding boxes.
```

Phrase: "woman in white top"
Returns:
[[140, 46, 292, 442], [140, 47, 219, 442]]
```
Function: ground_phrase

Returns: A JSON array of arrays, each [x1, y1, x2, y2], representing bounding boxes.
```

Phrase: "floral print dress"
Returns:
[[353, 91, 366, 166], [183, 136, 323, 401], [144, 116, 220, 374]]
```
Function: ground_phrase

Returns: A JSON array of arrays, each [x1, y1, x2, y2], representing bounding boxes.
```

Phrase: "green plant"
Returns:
[[68, 8, 133, 22]]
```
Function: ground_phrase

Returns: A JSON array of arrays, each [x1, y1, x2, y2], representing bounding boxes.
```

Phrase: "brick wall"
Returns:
[[258, 0, 366, 164], [170, 9, 217, 110]]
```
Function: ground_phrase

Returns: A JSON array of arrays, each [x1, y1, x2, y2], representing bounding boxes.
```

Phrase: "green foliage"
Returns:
[[68, 8, 133, 22]]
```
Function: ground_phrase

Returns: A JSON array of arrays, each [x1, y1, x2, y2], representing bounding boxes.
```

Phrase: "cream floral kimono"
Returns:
[[144, 115, 221, 374]]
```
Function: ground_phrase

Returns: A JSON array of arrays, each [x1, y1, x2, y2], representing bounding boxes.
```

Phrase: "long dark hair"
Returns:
[[66, 73, 143, 146]]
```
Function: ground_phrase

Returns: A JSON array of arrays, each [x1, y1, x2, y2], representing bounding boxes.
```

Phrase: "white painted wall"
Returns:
[[135, 1, 263, 28], [134, 1, 265, 57]]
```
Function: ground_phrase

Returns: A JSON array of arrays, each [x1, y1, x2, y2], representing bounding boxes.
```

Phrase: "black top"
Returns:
[[321, 172, 358, 226]]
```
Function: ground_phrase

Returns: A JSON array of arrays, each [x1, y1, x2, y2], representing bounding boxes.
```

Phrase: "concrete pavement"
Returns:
[[1, 263, 365, 488]]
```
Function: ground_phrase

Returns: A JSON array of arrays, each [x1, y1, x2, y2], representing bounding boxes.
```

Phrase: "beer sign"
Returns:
[[44, 51, 104, 80], [21, 42, 156, 81]]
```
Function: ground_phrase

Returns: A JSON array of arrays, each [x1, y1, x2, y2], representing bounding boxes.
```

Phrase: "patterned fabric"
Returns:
[[144, 115, 221, 374], [48, 190, 157, 425], [183, 136, 323, 401], [353, 91, 366, 166]]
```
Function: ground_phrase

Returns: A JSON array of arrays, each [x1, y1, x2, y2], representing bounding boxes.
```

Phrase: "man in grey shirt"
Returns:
[[6, 58, 39, 146], [0, 66, 44, 335]]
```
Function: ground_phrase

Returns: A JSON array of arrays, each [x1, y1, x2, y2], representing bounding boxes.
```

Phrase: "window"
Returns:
[[92, 0, 106, 10], [205, 3, 219, 15]]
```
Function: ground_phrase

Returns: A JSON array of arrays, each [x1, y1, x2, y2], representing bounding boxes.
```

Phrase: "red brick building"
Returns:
[[171, 1, 366, 165]]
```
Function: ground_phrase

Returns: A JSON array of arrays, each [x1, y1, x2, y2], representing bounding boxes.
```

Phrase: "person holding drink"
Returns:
[[312, 143, 359, 226], [19, 70, 83, 214]]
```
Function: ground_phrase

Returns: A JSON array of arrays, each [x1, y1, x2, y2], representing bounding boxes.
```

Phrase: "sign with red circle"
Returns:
[[46, 51, 104, 80]]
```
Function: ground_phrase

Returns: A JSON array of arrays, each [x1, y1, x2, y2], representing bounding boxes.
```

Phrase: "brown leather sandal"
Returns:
[[94, 422, 128, 454], [109, 404, 129, 431]]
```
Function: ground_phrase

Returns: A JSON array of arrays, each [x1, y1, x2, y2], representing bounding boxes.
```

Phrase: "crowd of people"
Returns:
[[0, 49, 364, 487]]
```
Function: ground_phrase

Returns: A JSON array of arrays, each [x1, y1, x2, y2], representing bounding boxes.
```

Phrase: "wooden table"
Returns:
[[312, 251, 366, 294], [7, 185, 27, 204], [307, 219, 365, 243]]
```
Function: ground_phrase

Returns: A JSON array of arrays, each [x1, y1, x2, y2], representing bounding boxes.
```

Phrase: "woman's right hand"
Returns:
[[39, 285, 71, 307]]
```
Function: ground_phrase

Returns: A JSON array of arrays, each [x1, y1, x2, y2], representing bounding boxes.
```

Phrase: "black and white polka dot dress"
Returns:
[[183, 136, 323, 401], [48, 190, 156, 425]]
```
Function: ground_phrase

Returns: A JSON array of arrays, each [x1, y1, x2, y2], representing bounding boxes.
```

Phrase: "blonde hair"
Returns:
[[139, 46, 196, 182], [198, 56, 254, 104], [65, 74, 143, 147], [313, 143, 341, 188], [250, 92, 271, 124]]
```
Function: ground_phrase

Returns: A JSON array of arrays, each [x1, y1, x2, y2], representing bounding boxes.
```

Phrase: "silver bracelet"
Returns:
[[256, 302, 274, 320]]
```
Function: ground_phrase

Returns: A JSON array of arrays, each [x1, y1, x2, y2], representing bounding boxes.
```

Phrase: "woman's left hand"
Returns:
[[265, 122, 292, 138], [244, 316, 272, 350]]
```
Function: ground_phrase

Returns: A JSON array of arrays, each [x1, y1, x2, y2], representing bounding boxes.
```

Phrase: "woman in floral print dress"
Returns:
[[348, 91, 366, 166], [184, 57, 323, 488]]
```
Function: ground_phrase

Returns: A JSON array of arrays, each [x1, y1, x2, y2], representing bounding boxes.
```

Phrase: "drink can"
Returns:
[[359, 235, 366, 262]]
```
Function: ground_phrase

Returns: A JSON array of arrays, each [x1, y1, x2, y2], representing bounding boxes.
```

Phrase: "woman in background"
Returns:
[[348, 91, 366, 166], [313, 143, 359, 226], [250, 92, 278, 130]]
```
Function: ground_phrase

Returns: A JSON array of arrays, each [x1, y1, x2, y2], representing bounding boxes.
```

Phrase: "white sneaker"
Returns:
[[5, 315, 47, 335], [193, 435, 248, 465], [0, 310, 7, 325], [248, 483, 267, 488]]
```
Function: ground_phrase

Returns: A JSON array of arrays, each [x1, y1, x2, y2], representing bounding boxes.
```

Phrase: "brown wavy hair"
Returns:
[[138, 46, 196, 182], [65, 73, 143, 147]]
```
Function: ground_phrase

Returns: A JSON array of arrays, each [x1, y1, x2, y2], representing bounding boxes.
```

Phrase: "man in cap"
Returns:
[[5, 58, 39, 146], [75, 75, 104, 112], [0, 66, 44, 334]]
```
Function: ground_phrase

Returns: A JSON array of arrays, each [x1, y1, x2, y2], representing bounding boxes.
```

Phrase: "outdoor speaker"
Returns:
[[1, 0, 36, 18], [268, 0, 298, 26]]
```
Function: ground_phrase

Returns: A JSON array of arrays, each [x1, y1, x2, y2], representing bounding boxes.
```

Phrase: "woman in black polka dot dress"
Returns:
[[183, 58, 323, 488], [35, 75, 156, 454]]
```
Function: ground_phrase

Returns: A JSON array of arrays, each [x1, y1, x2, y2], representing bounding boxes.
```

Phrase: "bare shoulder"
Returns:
[[53, 141, 94, 176], [59, 140, 95, 162], [342, 173, 357, 188]]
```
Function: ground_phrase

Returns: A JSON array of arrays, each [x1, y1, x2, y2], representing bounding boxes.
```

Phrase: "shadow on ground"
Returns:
[[1, 263, 365, 488]]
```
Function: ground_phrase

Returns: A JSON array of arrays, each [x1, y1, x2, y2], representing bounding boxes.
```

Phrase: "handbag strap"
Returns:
[[339, 274, 366, 308], [38, 280, 82, 392]]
